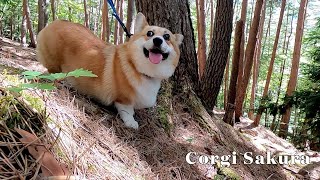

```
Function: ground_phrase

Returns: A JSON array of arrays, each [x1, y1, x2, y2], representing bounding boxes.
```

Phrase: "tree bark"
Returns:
[[84, 0, 89, 28], [234, 0, 264, 122], [209, 0, 214, 48], [199, 0, 233, 111], [135, 0, 199, 92], [126, 0, 135, 41], [119, 0, 124, 44], [113, 0, 120, 44], [50, 0, 55, 21], [279, 0, 308, 138], [21, 7, 27, 45], [38, 0, 48, 33], [23, 0, 36, 47], [223, 20, 243, 125], [234, 0, 248, 122], [101, 0, 109, 42], [224, 56, 229, 110], [254, 0, 286, 126], [248, 0, 266, 121], [197, 0, 207, 78]]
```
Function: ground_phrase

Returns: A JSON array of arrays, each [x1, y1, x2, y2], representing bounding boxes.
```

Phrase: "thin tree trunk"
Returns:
[[254, 0, 287, 126], [235, 0, 264, 122], [270, 10, 294, 131], [101, 0, 109, 42], [224, 56, 230, 110], [38, 0, 48, 33], [209, 0, 214, 47], [197, 0, 207, 78], [21, 7, 27, 45], [234, 0, 248, 122], [50, 0, 55, 21], [84, 0, 89, 28], [113, 0, 120, 45], [199, 0, 233, 110], [261, 0, 273, 59], [94, 0, 102, 34], [279, 0, 308, 138], [119, 0, 124, 44], [126, 0, 134, 41], [23, 0, 36, 47], [10, 16, 14, 40], [223, 20, 244, 125], [248, 0, 266, 120]]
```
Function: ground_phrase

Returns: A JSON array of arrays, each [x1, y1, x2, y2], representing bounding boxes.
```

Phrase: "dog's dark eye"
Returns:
[[147, 31, 154, 37], [163, 34, 170, 40]]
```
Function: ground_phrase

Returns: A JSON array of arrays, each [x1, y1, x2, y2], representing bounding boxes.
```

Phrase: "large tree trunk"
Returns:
[[234, 0, 248, 123], [135, 0, 199, 92], [199, 0, 233, 111], [223, 20, 244, 125], [209, 0, 215, 47], [254, 0, 286, 126], [197, 0, 207, 78], [224, 57, 229, 110], [38, 0, 48, 33], [234, 0, 264, 122], [113, 0, 120, 44], [279, 0, 308, 138], [84, 0, 89, 28]]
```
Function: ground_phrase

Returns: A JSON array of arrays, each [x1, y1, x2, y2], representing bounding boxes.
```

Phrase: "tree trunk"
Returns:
[[94, 0, 102, 34], [224, 56, 229, 110], [22, 0, 36, 47], [84, 0, 89, 28], [248, 0, 266, 120], [101, 0, 109, 42], [197, 0, 207, 78], [279, 0, 308, 138], [223, 20, 244, 125], [126, 0, 135, 41], [113, 0, 120, 45], [10, 16, 14, 40], [135, 0, 199, 92], [38, 0, 48, 33], [234, 0, 264, 122], [270, 8, 295, 131], [119, 0, 124, 44], [234, 0, 248, 122], [209, 0, 214, 47], [199, 0, 233, 111], [254, 0, 286, 126], [50, 0, 55, 21], [21, 6, 27, 45]]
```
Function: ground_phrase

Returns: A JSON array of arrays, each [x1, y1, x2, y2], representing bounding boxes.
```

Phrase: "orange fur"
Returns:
[[37, 13, 183, 129]]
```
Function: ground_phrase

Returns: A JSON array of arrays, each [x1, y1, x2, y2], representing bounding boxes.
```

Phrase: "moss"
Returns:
[[218, 167, 242, 180], [156, 80, 173, 133], [22, 92, 45, 113]]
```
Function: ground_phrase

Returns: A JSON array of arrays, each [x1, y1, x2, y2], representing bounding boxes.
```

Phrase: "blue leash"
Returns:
[[107, 0, 132, 38]]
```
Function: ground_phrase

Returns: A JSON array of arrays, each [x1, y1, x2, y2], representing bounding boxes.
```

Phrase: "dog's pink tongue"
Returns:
[[149, 52, 162, 64]]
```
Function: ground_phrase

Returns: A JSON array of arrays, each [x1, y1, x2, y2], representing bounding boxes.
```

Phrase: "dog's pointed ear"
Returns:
[[134, 12, 149, 33], [174, 34, 184, 45]]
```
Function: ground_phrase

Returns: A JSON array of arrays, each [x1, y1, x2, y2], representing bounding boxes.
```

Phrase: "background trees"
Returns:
[[0, 0, 318, 150]]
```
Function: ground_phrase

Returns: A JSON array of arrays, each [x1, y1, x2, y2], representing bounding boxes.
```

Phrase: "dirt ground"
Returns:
[[1, 37, 319, 179]]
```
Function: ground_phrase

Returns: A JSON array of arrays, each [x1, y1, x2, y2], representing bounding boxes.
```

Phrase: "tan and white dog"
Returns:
[[36, 13, 183, 129]]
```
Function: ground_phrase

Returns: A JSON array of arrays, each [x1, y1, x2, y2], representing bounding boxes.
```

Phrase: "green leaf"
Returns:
[[7, 87, 25, 93], [20, 83, 39, 89], [66, 68, 98, 78], [36, 83, 56, 90], [22, 71, 42, 78], [39, 73, 67, 81]]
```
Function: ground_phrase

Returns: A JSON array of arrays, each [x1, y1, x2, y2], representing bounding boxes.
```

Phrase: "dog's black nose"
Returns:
[[153, 37, 163, 47]]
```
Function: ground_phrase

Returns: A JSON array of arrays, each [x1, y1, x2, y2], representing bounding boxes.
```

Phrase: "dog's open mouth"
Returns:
[[143, 48, 169, 64]]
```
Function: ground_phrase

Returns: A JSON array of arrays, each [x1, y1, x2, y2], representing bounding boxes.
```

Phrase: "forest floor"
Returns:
[[0, 36, 319, 180]]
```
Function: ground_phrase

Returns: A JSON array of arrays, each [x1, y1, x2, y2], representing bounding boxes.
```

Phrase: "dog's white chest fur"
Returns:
[[133, 77, 161, 109]]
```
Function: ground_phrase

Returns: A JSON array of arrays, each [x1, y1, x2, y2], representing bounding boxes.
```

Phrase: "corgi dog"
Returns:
[[36, 13, 183, 129]]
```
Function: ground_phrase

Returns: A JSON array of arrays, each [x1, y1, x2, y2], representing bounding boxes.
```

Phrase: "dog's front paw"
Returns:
[[124, 119, 139, 129]]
